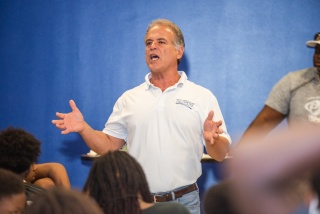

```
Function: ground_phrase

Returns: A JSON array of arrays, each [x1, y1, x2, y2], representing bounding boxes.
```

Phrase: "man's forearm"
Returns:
[[79, 122, 123, 154]]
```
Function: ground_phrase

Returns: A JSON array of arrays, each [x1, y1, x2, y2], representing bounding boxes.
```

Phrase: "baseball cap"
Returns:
[[306, 32, 320, 47]]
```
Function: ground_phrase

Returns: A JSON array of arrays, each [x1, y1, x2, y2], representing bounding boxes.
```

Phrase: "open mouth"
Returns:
[[150, 54, 159, 61]]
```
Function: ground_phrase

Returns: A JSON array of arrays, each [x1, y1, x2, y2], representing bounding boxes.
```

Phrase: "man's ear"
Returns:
[[177, 46, 184, 60]]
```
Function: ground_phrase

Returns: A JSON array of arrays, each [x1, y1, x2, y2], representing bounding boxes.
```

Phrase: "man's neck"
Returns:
[[150, 70, 180, 91]]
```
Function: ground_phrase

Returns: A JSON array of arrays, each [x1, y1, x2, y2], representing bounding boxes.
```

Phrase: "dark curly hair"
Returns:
[[0, 127, 41, 174], [83, 151, 153, 214]]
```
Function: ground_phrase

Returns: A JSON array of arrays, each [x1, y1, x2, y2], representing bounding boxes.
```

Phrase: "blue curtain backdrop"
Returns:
[[1, 0, 319, 195]]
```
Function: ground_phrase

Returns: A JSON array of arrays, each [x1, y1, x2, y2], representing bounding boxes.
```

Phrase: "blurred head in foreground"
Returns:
[[83, 150, 153, 214], [0, 168, 26, 214], [229, 125, 320, 214], [25, 187, 103, 214]]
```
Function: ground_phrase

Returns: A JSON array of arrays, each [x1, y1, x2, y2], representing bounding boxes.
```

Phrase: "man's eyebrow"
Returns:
[[145, 38, 168, 42], [157, 38, 167, 42]]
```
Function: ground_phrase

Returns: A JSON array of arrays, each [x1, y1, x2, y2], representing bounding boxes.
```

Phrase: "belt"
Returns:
[[151, 183, 197, 202]]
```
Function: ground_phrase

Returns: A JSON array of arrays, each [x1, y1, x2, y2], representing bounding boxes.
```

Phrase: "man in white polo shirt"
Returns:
[[52, 19, 231, 214]]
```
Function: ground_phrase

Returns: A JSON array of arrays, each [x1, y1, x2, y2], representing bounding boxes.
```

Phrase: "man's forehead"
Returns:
[[148, 25, 173, 35], [316, 34, 320, 41], [145, 26, 174, 41]]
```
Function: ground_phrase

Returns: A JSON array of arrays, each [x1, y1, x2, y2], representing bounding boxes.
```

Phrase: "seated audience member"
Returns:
[[83, 150, 190, 214], [0, 168, 26, 214], [203, 180, 239, 214], [0, 127, 70, 194], [237, 32, 320, 147], [229, 125, 320, 214], [25, 162, 71, 189], [0, 127, 46, 202], [24, 187, 103, 214]]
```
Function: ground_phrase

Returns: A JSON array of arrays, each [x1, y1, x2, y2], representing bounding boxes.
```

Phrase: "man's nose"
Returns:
[[150, 41, 157, 49]]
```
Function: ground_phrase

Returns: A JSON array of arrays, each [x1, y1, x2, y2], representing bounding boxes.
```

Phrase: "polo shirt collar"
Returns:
[[144, 71, 188, 90]]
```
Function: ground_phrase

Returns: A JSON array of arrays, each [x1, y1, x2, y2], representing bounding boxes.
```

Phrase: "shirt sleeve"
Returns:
[[265, 73, 292, 115], [102, 97, 128, 140]]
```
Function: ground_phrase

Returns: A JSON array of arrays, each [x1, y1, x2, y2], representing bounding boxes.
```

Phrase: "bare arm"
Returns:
[[52, 100, 125, 154], [78, 122, 125, 154], [203, 110, 230, 162], [33, 178, 55, 189], [237, 105, 286, 146], [33, 163, 71, 189]]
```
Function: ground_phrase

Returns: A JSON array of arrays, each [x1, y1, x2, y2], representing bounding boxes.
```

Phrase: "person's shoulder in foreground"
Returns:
[[24, 181, 47, 197], [142, 201, 190, 214], [24, 187, 103, 214]]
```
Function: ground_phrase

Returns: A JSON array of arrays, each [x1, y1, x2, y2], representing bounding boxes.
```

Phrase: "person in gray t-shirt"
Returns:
[[238, 32, 320, 146]]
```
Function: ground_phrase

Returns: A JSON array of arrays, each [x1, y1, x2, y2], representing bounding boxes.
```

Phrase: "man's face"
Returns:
[[145, 25, 183, 73], [314, 45, 320, 68]]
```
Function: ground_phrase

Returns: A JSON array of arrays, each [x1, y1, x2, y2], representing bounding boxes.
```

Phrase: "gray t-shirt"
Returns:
[[266, 67, 320, 126]]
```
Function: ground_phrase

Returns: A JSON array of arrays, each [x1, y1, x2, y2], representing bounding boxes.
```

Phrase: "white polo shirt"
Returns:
[[103, 71, 231, 192]]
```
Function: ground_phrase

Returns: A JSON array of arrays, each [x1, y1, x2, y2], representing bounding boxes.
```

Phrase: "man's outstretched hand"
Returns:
[[203, 110, 223, 145], [52, 100, 85, 134]]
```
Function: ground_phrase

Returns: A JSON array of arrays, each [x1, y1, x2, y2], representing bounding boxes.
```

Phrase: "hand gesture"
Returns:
[[203, 110, 223, 145], [52, 100, 85, 134]]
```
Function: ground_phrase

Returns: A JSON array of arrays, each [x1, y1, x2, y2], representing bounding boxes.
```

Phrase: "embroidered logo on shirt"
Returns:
[[304, 97, 320, 123], [176, 99, 194, 109]]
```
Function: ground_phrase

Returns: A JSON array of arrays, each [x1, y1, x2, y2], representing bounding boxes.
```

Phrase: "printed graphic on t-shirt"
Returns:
[[176, 99, 194, 109], [305, 97, 320, 123]]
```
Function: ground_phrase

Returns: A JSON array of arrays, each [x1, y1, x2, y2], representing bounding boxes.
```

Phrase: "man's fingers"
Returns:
[[206, 110, 214, 121], [69, 100, 78, 111], [52, 119, 62, 125], [53, 122, 65, 129], [216, 120, 222, 127], [61, 129, 69, 135], [52, 122, 68, 134], [55, 112, 65, 119]]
